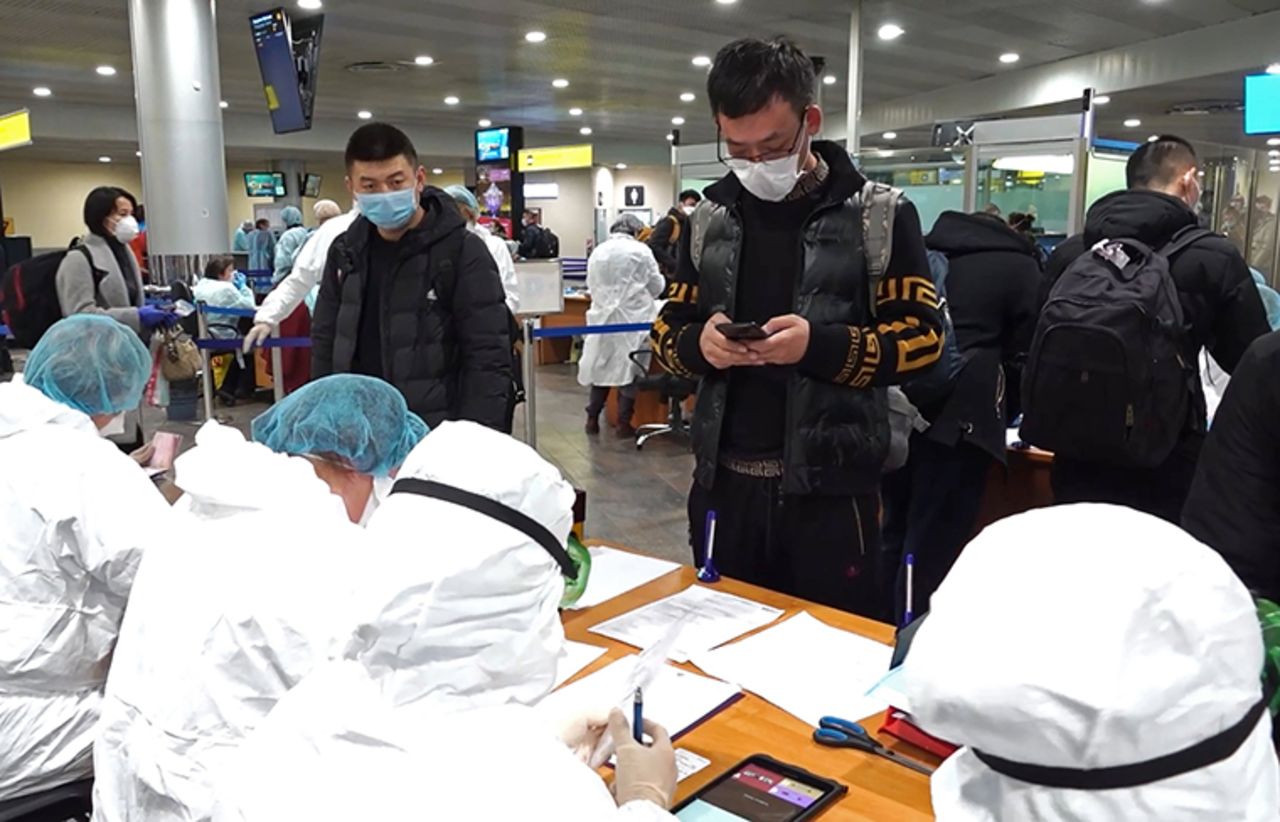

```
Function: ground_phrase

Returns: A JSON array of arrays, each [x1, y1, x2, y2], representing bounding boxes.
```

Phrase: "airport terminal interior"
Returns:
[[5, 1, 1280, 820]]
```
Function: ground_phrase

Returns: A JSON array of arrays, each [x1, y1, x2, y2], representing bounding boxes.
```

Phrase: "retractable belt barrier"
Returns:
[[532, 322, 650, 339], [194, 300, 310, 419]]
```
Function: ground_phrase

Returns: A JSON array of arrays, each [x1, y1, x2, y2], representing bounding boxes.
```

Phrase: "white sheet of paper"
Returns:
[[691, 611, 894, 728], [1006, 427, 1022, 447], [553, 640, 609, 690], [676, 749, 713, 782], [539, 655, 740, 751], [865, 665, 913, 714], [589, 585, 785, 663], [567, 546, 681, 611]]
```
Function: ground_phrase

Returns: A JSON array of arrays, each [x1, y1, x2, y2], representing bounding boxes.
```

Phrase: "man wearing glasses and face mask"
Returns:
[[651, 37, 943, 621], [311, 123, 513, 432]]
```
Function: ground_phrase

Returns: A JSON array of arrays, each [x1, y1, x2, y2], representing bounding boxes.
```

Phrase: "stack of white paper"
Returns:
[[568, 546, 681, 610], [692, 611, 894, 727], [589, 585, 785, 662], [553, 640, 609, 690]]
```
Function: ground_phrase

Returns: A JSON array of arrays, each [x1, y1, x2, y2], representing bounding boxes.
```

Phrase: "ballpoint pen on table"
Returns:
[[903, 553, 915, 626], [698, 509, 720, 583]]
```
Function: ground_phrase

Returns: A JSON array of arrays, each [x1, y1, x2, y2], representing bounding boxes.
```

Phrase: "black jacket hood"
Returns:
[[926, 211, 1038, 258], [1083, 189, 1199, 249]]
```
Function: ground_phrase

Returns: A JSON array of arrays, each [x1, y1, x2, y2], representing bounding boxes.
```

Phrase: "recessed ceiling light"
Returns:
[[569, 107, 583, 116], [1269, 138, 1280, 146], [135, 150, 142, 157], [552, 78, 570, 89], [999, 52, 1020, 64], [1269, 149, 1280, 157], [444, 95, 460, 105], [680, 92, 696, 102], [666, 132, 675, 141], [219, 100, 229, 109], [1272, 166, 1280, 173], [96, 65, 117, 77], [692, 55, 712, 68], [432, 168, 444, 175], [414, 55, 434, 66], [1094, 94, 1111, 105], [478, 118, 492, 127], [32, 86, 51, 97], [1148, 135, 1160, 142], [1123, 117, 1142, 128], [877, 23, 905, 41], [525, 31, 547, 43], [1268, 63, 1280, 75], [580, 126, 593, 136], [883, 131, 897, 140], [98, 156, 111, 163], [357, 110, 373, 119], [715, 0, 737, 4], [672, 116, 686, 125], [615, 163, 628, 169], [823, 75, 837, 86], [297, 0, 321, 8]]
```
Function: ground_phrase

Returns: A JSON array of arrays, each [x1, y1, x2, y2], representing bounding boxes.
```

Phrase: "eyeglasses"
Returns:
[[717, 109, 809, 170]]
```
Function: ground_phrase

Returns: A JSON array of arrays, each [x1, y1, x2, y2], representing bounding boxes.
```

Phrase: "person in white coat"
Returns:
[[0, 315, 169, 803], [92, 375, 427, 822], [212, 421, 678, 822], [579, 213, 665, 436], [445, 184, 519, 315], [272, 206, 311, 285], [903, 504, 1280, 822]]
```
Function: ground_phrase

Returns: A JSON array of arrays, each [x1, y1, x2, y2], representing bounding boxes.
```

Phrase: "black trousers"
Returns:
[[1051, 436, 1202, 525], [688, 468, 890, 622], [881, 435, 992, 625], [586, 384, 637, 425]]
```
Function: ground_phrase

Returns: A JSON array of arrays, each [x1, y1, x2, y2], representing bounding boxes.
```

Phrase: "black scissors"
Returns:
[[812, 715, 935, 776]]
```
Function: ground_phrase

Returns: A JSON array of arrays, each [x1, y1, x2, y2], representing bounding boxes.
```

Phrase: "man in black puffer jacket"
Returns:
[[1040, 136, 1268, 521], [651, 38, 943, 621], [882, 211, 1041, 622], [312, 124, 512, 431]]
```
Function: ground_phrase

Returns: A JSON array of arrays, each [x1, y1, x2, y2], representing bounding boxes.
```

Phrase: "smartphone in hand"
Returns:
[[716, 321, 771, 342]]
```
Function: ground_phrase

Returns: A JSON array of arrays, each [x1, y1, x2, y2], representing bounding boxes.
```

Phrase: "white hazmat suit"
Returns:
[[213, 421, 675, 821], [92, 421, 369, 822], [577, 233, 665, 388], [903, 504, 1280, 821], [0, 379, 171, 801]]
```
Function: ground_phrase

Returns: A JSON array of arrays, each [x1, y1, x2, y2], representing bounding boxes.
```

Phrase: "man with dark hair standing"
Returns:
[[647, 189, 703, 277], [651, 37, 943, 620], [312, 123, 512, 431], [1040, 134, 1268, 520]]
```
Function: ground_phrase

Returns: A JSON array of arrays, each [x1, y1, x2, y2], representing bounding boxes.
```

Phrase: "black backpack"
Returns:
[[0, 245, 105, 348], [537, 227, 560, 258], [1020, 227, 1210, 468]]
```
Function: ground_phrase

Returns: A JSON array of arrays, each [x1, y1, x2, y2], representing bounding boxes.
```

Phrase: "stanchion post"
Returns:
[[523, 317, 537, 449], [196, 305, 215, 422], [269, 326, 284, 404]]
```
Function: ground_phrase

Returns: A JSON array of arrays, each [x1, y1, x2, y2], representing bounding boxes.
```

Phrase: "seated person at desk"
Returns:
[[92, 375, 427, 822], [0, 315, 170, 803], [904, 504, 1278, 821], [213, 421, 678, 821], [579, 213, 665, 437], [193, 255, 257, 405]]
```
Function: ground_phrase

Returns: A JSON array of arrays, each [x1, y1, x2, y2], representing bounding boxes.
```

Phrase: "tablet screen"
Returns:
[[675, 761, 829, 822]]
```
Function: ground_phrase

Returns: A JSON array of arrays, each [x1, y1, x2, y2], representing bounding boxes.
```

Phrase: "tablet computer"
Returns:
[[671, 754, 847, 821]]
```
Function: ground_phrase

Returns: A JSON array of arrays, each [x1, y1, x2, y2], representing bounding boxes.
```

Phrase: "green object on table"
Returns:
[[1257, 598, 1280, 716], [560, 533, 593, 608]]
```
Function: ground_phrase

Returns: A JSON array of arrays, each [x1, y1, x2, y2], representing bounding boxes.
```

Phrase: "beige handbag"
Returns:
[[159, 327, 202, 382]]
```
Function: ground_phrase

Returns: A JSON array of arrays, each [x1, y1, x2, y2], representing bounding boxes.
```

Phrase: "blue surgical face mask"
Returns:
[[357, 186, 419, 230]]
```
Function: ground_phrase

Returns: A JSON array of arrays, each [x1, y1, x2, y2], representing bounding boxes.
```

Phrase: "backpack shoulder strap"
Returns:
[[1160, 226, 1216, 260], [856, 180, 902, 317], [688, 201, 714, 272], [669, 214, 682, 245]]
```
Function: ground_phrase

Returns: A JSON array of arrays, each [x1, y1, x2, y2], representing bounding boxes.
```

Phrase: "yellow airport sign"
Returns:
[[0, 109, 33, 153], [517, 144, 593, 172]]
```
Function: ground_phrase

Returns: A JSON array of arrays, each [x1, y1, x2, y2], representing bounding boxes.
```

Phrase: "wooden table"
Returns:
[[972, 446, 1055, 535], [533, 294, 591, 365], [562, 550, 938, 821]]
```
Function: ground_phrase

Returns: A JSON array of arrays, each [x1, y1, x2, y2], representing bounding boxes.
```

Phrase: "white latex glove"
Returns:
[[556, 710, 611, 764], [608, 708, 677, 810], [242, 322, 273, 354]]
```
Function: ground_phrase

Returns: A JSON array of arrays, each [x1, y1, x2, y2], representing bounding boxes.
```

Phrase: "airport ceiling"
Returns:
[[1, 0, 1279, 161]]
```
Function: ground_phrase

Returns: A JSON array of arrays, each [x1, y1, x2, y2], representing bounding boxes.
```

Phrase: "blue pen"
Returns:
[[903, 554, 916, 626], [697, 510, 720, 583], [633, 686, 644, 744]]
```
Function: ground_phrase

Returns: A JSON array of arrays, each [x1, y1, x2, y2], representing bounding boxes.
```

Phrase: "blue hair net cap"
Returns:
[[250, 374, 428, 476], [25, 314, 151, 416], [444, 184, 480, 214], [281, 206, 304, 227]]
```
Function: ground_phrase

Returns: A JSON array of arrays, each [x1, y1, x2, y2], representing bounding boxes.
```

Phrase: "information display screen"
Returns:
[[1245, 74, 1280, 135], [476, 127, 512, 163], [245, 171, 286, 197], [249, 7, 324, 134], [302, 173, 322, 198]]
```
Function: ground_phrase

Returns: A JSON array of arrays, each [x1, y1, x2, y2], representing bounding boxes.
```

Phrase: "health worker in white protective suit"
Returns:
[[445, 184, 519, 316], [578, 212, 665, 437], [212, 421, 679, 822], [902, 504, 1280, 822], [0, 315, 170, 803], [92, 374, 427, 822]]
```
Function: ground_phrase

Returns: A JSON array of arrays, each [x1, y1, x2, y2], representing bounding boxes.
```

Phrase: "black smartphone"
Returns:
[[717, 321, 771, 341], [671, 754, 847, 821]]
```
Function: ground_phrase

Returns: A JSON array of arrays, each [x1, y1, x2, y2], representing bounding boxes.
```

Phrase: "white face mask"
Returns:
[[729, 140, 807, 202], [682, 205, 696, 216], [113, 215, 140, 243], [98, 412, 127, 437]]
